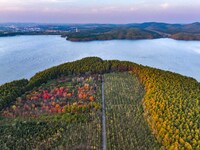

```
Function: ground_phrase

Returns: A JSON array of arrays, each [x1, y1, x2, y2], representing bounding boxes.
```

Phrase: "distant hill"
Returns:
[[64, 22, 200, 41], [65, 28, 162, 41], [1, 22, 200, 41], [170, 33, 200, 40]]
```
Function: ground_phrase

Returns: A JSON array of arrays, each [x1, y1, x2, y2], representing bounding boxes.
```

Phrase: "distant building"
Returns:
[[76, 28, 79, 33]]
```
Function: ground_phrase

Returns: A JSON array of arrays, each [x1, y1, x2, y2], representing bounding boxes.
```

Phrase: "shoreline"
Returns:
[[1, 34, 200, 42]]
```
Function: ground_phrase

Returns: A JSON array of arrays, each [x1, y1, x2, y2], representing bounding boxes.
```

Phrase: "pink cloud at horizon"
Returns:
[[0, 0, 200, 23]]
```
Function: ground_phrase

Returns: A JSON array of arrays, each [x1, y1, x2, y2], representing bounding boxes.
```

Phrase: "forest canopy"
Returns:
[[0, 57, 199, 149]]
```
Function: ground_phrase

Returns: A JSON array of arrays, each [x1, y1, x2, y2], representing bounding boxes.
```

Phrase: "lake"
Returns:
[[0, 35, 200, 84]]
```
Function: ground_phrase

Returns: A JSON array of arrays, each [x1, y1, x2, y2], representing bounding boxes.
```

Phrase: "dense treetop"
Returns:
[[0, 57, 199, 149]]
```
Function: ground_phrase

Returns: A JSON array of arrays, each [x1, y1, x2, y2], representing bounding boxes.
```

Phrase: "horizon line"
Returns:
[[0, 21, 200, 25]]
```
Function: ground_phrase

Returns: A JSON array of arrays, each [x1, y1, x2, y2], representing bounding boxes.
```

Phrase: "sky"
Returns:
[[0, 0, 200, 23]]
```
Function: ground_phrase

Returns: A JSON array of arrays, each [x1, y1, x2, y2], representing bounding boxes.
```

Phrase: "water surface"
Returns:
[[0, 35, 200, 84]]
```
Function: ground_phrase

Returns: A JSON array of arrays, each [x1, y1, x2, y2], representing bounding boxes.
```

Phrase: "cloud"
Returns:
[[0, 0, 77, 12], [91, 6, 117, 13], [0, 0, 76, 5], [130, 7, 138, 11], [161, 3, 170, 9], [0, 0, 200, 23], [0, 0, 75, 2]]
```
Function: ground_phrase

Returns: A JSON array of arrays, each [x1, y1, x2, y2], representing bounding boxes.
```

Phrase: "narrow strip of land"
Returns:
[[102, 76, 106, 150]]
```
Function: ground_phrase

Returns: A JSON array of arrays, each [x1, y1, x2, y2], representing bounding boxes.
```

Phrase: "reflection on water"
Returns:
[[0, 35, 200, 84]]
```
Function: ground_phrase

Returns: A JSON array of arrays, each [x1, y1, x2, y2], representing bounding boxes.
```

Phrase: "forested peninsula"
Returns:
[[0, 57, 199, 149]]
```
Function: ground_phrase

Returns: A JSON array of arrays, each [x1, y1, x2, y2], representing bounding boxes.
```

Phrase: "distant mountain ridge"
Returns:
[[134, 22, 200, 34], [63, 22, 200, 41], [0, 22, 200, 41]]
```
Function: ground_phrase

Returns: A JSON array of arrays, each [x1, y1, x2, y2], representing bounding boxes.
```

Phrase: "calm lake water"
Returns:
[[0, 35, 200, 84]]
